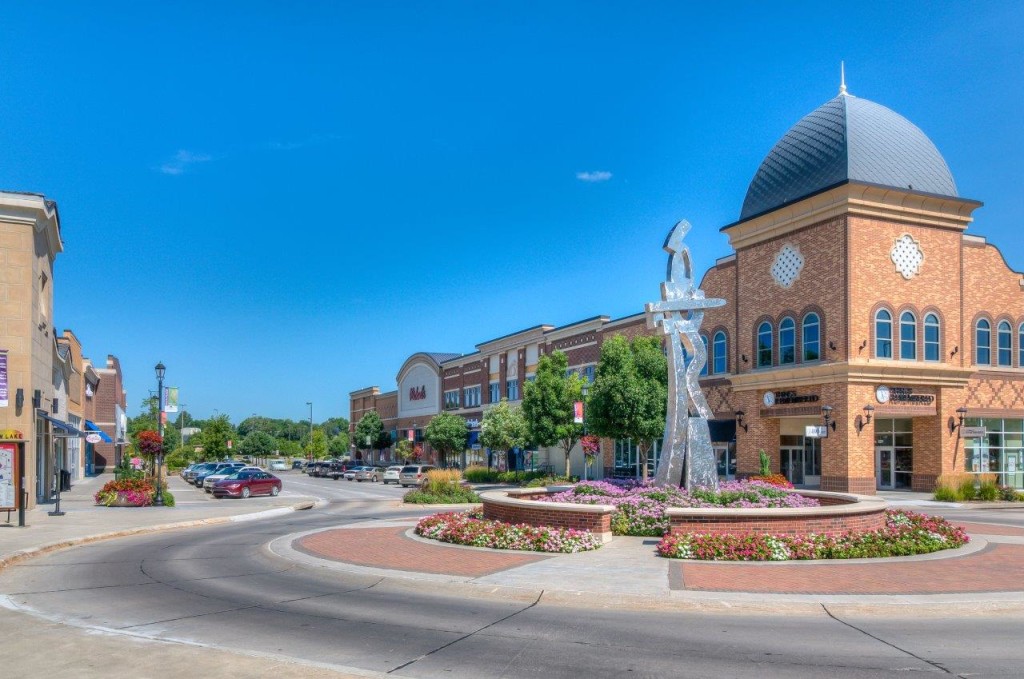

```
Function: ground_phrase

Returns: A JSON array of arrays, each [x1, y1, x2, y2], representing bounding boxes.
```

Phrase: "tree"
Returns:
[[307, 428, 328, 460], [587, 335, 667, 481], [425, 412, 469, 468], [395, 439, 414, 462], [128, 396, 180, 453], [199, 414, 235, 461], [480, 399, 528, 471], [328, 434, 350, 458], [239, 431, 275, 462], [522, 351, 586, 477], [354, 411, 384, 458]]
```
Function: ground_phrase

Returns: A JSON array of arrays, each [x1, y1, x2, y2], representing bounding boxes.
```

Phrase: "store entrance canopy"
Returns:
[[84, 420, 113, 443]]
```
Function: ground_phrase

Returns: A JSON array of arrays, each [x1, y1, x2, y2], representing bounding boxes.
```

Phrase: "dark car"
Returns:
[[195, 462, 244, 487], [291, 460, 304, 470], [212, 470, 283, 499]]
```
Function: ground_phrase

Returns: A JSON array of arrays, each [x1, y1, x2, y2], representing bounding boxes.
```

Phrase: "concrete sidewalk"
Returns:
[[0, 473, 321, 568]]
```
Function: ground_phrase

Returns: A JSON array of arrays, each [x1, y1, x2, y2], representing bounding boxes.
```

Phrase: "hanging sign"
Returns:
[[805, 425, 828, 439], [961, 426, 986, 438], [86, 433, 102, 444]]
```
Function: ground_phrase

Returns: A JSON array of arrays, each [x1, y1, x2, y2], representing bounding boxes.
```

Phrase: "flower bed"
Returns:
[[415, 510, 603, 553], [95, 478, 155, 507], [539, 480, 820, 537], [656, 510, 968, 561]]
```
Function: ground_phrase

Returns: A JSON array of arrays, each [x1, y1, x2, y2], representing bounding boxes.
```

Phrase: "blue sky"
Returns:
[[2, 2, 1021, 422]]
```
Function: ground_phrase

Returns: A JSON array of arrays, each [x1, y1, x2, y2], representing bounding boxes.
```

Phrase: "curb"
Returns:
[[0, 499, 318, 573]]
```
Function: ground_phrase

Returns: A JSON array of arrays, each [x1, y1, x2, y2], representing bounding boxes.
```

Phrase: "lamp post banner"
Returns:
[[0, 350, 8, 407], [163, 387, 179, 413]]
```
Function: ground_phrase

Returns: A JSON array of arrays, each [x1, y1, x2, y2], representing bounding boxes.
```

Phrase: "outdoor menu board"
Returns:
[[0, 442, 16, 510]]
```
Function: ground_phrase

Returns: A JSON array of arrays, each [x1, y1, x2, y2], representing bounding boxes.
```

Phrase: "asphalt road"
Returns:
[[2, 475, 1023, 678]]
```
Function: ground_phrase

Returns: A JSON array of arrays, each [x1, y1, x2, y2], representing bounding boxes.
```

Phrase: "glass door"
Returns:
[[876, 447, 894, 489], [715, 445, 736, 481], [780, 446, 804, 485]]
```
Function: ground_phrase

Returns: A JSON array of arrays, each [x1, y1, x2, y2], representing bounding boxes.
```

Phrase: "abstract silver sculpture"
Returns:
[[645, 220, 725, 491]]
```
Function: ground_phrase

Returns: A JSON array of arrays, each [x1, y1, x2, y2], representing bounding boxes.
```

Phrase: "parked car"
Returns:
[[344, 465, 370, 481], [291, 460, 304, 470], [180, 463, 200, 480], [399, 464, 436, 488], [195, 462, 246, 488], [351, 466, 380, 482], [382, 465, 403, 485], [205, 465, 261, 492], [184, 463, 216, 484], [269, 459, 288, 471], [212, 470, 282, 499]]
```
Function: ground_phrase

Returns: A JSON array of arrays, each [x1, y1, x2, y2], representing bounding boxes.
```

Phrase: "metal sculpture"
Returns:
[[645, 220, 725, 491]]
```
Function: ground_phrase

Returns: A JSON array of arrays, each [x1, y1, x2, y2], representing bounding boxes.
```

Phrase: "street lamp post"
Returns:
[[306, 402, 313, 460], [155, 362, 166, 507]]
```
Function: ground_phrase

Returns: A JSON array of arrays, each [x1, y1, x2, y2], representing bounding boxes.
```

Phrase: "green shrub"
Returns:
[[403, 486, 481, 504], [463, 465, 499, 483], [999, 486, 1022, 501], [423, 469, 463, 494], [933, 486, 959, 502], [758, 450, 771, 476], [524, 475, 574, 488], [977, 480, 999, 501], [957, 476, 977, 501], [160, 489, 176, 507]]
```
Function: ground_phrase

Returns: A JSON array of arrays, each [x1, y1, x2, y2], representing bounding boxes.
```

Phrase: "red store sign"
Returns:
[[409, 386, 427, 401]]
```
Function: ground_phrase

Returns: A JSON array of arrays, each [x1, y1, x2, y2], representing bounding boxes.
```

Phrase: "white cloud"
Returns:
[[576, 170, 612, 183], [158, 150, 213, 175]]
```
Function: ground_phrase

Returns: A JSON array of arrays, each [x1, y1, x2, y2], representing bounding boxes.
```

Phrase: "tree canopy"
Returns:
[[424, 412, 469, 467], [354, 411, 384, 453], [480, 399, 528, 466], [199, 414, 235, 461], [238, 431, 276, 460], [522, 351, 586, 477], [307, 428, 328, 460], [587, 335, 667, 480]]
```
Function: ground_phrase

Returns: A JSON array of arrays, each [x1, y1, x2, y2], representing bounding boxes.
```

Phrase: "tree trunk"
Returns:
[[639, 441, 650, 482]]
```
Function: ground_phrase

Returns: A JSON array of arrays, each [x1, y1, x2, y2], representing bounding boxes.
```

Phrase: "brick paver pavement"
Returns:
[[952, 521, 1024, 537], [297, 526, 550, 577], [677, 543, 1024, 594]]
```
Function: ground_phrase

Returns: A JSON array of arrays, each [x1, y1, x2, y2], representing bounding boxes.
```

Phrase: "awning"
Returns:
[[36, 410, 85, 436], [85, 420, 114, 443]]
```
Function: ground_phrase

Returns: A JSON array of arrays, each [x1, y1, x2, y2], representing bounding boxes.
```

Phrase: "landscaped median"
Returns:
[[410, 479, 970, 561]]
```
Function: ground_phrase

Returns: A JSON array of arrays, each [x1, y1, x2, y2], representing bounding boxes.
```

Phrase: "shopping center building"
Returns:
[[350, 83, 1024, 494]]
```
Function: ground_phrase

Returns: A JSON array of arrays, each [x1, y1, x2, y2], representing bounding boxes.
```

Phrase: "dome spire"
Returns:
[[839, 61, 848, 96]]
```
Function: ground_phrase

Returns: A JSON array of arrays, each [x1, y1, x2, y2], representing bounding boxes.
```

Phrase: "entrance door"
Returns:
[[876, 447, 895, 489], [714, 445, 736, 481], [780, 446, 804, 485]]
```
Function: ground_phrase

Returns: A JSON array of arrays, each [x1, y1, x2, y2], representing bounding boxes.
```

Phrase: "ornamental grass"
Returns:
[[656, 509, 968, 561], [416, 510, 602, 553], [540, 479, 819, 537]]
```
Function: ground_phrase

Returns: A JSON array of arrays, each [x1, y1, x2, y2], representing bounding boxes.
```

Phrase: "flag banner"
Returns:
[[573, 401, 584, 424], [164, 387, 179, 413], [0, 351, 8, 408]]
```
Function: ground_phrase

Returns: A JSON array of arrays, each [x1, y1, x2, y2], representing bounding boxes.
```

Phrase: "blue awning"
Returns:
[[85, 420, 114, 443], [37, 410, 84, 435], [468, 431, 479, 446]]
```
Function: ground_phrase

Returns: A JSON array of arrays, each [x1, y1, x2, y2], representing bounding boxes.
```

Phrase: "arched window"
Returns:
[[998, 321, 1012, 367], [1019, 323, 1024, 367], [976, 319, 991, 365], [802, 313, 820, 362], [924, 313, 940, 362], [875, 309, 893, 358], [713, 331, 727, 374], [757, 321, 773, 367], [779, 317, 795, 365], [900, 311, 917, 360], [699, 335, 708, 376]]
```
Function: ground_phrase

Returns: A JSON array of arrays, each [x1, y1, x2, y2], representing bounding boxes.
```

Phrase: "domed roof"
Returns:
[[739, 92, 957, 221]]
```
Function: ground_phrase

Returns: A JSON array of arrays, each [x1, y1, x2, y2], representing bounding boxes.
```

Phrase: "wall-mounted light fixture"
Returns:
[[829, 341, 838, 351], [735, 410, 748, 433], [949, 406, 969, 434], [15, 388, 24, 409], [950, 345, 959, 358], [856, 404, 874, 433], [32, 389, 41, 408], [821, 405, 837, 432], [858, 340, 867, 352], [741, 354, 749, 363], [52, 398, 59, 414]]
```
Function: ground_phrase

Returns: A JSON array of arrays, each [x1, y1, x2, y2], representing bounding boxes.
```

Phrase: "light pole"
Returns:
[[306, 402, 313, 460], [155, 362, 166, 507]]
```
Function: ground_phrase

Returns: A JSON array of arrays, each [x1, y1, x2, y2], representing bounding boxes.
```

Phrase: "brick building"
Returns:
[[350, 84, 1023, 493]]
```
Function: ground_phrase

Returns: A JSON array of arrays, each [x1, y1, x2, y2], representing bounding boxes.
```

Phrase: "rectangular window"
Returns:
[[463, 386, 481, 408], [506, 379, 519, 401], [488, 382, 500, 403], [582, 365, 595, 383], [443, 390, 460, 410]]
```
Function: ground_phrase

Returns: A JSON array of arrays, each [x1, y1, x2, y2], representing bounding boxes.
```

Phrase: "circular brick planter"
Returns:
[[479, 488, 887, 541]]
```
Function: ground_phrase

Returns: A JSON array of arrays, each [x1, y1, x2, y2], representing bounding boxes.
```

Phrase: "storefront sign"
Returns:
[[961, 426, 987, 438], [763, 390, 818, 407], [408, 385, 427, 401], [875, 385, 934, 405], [86, 433, 102, 444], [805, 425, 828, 439], [464, 418, 480, 428], [0, 351, 8, 408], [0, 442, 16, 510]]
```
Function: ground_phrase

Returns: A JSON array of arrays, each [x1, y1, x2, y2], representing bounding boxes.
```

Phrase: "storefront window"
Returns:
[[802, 313, 820, 362], [964, 418, 1024, 489], [900, 311, 916, 360], [613, 438, 663, 478], [757, 322, 773, 367], [924, 313, 940, 361], [875, 309, 893, 358], [779, 317, 795, 365]]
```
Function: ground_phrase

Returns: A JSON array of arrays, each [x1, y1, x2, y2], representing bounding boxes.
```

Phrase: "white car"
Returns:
[[269, 459, 288, 471], [205, 466, 262, 492], [382, 466, 403, 485]]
